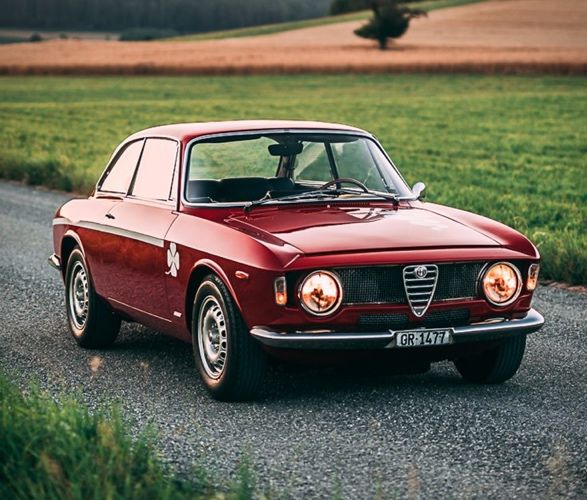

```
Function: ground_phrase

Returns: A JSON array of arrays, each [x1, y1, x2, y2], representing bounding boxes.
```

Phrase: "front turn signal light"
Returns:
[[527, 263, 540, 291], [274, 276, 287, 306]]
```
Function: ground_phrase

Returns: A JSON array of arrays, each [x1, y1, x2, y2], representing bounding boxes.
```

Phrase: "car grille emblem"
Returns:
[[402, 264, 438, 317]]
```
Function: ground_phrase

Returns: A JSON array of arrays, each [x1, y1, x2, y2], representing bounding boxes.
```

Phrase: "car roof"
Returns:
[[125, 120, 367, 144]]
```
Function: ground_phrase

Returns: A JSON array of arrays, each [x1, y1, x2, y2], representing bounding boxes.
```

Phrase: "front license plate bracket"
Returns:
[[389, 328, 454, 348]]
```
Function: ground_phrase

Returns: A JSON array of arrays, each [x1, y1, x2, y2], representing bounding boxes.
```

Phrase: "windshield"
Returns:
[[185, 132, 411, 204]]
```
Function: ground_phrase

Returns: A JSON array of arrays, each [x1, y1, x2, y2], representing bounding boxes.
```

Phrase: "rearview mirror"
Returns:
[[268, 143, 303, 157], [412, 181, 426, 199]]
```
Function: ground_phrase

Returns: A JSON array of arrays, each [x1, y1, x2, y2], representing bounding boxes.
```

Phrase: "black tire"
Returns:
[[192, 274, 267, 401], [454, 334, 527, 384], [64, 248, 121, 349]]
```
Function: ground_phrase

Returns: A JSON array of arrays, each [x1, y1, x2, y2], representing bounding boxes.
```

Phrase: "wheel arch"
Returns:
[[184, 259, 243, 333], [60, 231, 85, 279]]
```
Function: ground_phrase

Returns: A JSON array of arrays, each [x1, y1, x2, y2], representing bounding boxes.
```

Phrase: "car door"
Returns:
[[101, 137, 180, 323], [86, 138, 145, 298]]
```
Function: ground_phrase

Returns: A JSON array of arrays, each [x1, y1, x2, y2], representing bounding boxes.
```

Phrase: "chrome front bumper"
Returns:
[[48, 253, 61, 271], [251, 308, 545, 350]]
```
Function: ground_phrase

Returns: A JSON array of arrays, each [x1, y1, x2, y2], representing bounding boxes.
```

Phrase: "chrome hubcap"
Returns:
[[197, 296, 228, 379], [69, 261, 89, 331]]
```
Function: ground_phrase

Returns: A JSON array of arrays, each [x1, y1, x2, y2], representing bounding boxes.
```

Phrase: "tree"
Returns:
[[330, 0, 368, 15], [354, 1, 425, 49]]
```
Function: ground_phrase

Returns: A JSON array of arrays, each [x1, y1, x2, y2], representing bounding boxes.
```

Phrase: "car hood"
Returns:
[[226, 204, 500, 255]]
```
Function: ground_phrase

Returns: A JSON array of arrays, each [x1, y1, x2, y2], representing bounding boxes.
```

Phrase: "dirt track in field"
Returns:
[[1, 0, 586, 75]]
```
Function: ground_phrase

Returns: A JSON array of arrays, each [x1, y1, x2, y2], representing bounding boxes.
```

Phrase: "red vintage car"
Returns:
[[50, 120, 544, 400]]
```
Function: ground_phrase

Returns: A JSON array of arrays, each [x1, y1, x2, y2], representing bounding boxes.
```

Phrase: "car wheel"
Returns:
[[192, 274, 267, 401], [65, 248, 121, 348], [454, 334, 527, 384]]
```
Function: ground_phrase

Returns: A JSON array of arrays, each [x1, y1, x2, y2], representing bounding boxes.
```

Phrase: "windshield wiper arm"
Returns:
[[244, 190, 339, 212], [244, 187, 399, 212]]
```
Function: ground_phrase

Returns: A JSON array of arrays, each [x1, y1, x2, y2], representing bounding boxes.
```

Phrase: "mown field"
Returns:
[[0, 75, 584, 284]]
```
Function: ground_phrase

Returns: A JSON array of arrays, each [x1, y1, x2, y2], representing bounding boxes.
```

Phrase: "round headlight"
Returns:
[[299, 271, 342, 316], [482, 262, 522, 306]]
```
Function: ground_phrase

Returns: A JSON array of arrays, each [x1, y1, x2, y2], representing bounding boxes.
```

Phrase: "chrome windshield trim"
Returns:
[[180, 128, 417, 209]]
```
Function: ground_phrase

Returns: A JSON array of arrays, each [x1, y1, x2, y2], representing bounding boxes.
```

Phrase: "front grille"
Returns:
[[358, 313, 409, 330], [403, 264, 438, 316], [334, 262, 485, 305], [358, 309, 470, 330]]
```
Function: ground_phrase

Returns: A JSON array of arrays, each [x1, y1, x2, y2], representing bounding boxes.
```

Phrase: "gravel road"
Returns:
[[0, 181, 585, 499]]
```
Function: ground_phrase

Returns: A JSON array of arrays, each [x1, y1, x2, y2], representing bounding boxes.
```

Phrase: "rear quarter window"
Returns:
[[131, 138, 178, 201], [99, 140, 144, 194]]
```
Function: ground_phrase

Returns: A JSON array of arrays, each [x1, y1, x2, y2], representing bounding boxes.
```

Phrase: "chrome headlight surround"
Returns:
[[298, 270, 343, 317], [480, 261, 523, 307]]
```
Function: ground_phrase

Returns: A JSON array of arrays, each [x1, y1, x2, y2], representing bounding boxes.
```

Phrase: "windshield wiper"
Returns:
[[244, 190, 338, 212], [244, 187, 399, 212]]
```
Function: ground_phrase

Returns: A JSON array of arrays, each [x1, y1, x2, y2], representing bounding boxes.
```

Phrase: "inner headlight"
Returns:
[[299, 271, 342, 316], [482, 262, 522, 306]]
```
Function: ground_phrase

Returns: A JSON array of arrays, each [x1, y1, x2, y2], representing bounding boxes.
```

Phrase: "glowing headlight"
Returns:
[[299, 271, 342, 316], [482, 262, 522, 306], [526, 263, 540, 291]]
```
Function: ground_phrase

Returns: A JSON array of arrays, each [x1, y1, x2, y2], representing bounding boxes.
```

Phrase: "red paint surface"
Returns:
[[53, 121, 541, 346]]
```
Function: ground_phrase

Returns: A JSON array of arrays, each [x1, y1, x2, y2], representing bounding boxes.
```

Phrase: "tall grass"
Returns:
[[0, 374, 256, 499], [0, 75, 584, 284]]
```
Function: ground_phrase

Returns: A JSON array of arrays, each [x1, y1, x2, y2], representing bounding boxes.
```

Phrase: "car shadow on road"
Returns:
[[105, 323, 525, 405]]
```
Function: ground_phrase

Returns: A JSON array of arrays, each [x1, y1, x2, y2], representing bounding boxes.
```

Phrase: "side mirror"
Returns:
[[412, 182, 426, 199]]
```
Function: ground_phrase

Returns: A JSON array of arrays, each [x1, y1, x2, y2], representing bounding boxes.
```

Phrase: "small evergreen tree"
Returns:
[[355, 1, 425, 49]]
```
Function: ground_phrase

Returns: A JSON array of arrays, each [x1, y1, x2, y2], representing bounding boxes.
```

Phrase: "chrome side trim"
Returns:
[[250, 308, 545, 350], [52, 217, 71, 226], [108, 297, 172, 323], [56, 219, 164, 248], [48, 253, 61, 270]]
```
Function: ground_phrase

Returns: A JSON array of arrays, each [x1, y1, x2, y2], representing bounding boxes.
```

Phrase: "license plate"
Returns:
[[392, 329, 453, 348]]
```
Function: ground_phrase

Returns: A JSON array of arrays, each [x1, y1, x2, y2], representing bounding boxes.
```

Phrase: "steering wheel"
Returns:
[[320, 178, 369, 193]]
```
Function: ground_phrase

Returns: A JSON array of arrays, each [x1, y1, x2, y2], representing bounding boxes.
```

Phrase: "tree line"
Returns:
[[0, 0, 332, 33]]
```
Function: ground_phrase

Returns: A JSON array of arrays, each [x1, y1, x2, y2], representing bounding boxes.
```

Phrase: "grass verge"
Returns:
[[0, 374, 255, 499], [0, 74, 584, 284], [169, 0, 484, 41]]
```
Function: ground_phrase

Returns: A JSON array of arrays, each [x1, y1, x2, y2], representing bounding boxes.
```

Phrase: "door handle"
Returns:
[[105, 213, 116, 220]]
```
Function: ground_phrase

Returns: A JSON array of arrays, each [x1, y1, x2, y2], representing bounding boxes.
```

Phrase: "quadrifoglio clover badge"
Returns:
[[166, 242, 180, 277]]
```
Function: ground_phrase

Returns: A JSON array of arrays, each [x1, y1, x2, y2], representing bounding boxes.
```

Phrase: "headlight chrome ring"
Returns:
[[480, 261, 522, 307], [298, 270, 343, 317]]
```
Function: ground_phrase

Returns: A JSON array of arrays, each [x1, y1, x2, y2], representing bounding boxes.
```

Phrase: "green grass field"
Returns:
[[169, 0, 483, 41], [0, 75, 585, 284]]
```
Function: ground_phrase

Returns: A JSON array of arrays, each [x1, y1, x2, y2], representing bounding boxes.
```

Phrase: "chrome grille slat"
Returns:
[[403, 264, 439, 317]]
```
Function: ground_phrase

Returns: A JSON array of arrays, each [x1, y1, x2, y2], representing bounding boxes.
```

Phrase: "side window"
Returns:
[[100, 140, 144, 194], [131, 138, 178, 201]]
